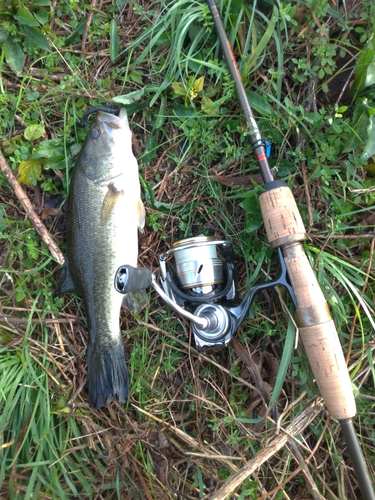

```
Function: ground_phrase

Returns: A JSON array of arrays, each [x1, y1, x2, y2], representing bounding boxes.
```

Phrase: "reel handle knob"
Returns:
[[115, 265, 152, 294]]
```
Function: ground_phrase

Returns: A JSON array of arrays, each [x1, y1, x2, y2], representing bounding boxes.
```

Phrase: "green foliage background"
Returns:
[[0, 0, 375, 498]]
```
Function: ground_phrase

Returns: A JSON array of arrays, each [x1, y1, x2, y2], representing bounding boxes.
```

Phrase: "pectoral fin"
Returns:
[[101, 182, 124, 223], [137, 198, 145, 230], [122, 289, 149, 314], [55, 259, 76, 296]]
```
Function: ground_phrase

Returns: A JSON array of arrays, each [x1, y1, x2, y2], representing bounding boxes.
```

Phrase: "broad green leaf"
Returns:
[[172, 102, 195, 117], [365, 60, 375, 87], [171, 82, 186, 96], [14, 7, 40, 27], [128, 70, 143, 84], [64, 18, 86, 46], [113, 89, 145, 104], [154, 93, 167, 129], [33, 0, 51, 5], [33, 139, 63, 160], [0, 27, 9, 43], [3, 37, 25, 75], [17, 158, 42, 186], [16, 289, 26, 302], [1, 136, 22, 155], [336, 105, 348, 113], [298, 204, 319, 225], [201, 96, 218, 115], [361, 114, 375, 162], [342, 107, 369, 153], [33, 9, 49, 25], [0, 331, 12, 345], [20, 26, 51, 52], [239, 192, 264, 232], [246, 91, 276, 118], [243, 212, 264, 232], [193, 75, 204, 93], [353, 46, 375, 90], [113, 84, 159, 105], [24, 124, 45, 142], [141, 134, 158, 165], [109, 19, 119, 63], [44, 155, 66, 170]]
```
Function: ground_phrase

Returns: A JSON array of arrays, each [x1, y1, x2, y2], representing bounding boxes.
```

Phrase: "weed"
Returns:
[[0, 0, 374, 498]]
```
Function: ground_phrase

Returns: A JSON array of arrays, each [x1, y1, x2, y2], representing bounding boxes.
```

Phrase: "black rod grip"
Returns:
[[114, 265, 152, 294]]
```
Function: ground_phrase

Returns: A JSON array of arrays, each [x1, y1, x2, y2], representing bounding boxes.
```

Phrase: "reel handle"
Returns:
[[259, 181, 356, 420], [114, 264, 221, 332], [114, 265, 153, 294]]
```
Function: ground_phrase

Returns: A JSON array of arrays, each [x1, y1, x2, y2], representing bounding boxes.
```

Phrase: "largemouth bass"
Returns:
[[56, 108, 146, 408]]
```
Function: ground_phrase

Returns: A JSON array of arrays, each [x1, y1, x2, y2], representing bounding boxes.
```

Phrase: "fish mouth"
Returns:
[[98, 108, 129, 131]]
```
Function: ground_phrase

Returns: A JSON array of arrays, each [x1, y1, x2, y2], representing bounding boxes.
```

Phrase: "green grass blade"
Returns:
[[269, 317, 296, 406]]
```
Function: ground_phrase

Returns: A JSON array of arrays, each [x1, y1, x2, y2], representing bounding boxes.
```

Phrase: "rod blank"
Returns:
[[206, 1, 375, 497]]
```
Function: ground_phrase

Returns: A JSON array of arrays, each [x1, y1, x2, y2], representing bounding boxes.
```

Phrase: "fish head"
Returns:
[[78, 108, 134, 183]]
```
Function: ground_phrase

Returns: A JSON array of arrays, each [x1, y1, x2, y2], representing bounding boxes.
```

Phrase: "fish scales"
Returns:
[[56, 108, 145, 408]]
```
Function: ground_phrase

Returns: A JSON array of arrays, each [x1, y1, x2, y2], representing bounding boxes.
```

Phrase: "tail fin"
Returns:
[[87, 343, 129, 409]]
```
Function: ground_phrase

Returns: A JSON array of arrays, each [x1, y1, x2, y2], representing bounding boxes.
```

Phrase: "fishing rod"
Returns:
[[113, 2, 374, 497], [205, 0, 375, 497]]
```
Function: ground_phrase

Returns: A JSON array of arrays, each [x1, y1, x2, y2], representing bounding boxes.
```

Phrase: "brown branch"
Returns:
[[0, 149, 65, 265], [129, 455, 155, 500], [81, 0, 98, 52], [204, 400, 325, 500], [232, 338, 324, 499], [132, 404, 239, 473], [308, 233, 375, 240], [0, 315, 74, 324], [301, 160, 314, 227], [258, 417, 329, 500]]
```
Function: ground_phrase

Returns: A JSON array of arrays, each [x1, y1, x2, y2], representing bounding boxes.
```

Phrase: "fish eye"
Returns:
[[90, 128, 101, 139]]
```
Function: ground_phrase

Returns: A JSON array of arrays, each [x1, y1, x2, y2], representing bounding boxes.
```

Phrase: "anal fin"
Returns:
[[54, 258, 76, 296]]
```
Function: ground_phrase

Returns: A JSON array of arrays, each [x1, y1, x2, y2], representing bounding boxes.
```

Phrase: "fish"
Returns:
[[56, 107, 146, 408]]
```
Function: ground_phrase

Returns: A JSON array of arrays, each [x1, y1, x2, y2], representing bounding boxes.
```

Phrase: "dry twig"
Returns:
[[0, 149, 65, 265], [204, 400, 325, 500], [81, 0, 98, 52]]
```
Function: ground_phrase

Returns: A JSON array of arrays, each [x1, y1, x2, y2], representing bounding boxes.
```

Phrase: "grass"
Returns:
[[1, 0, 375, 498]]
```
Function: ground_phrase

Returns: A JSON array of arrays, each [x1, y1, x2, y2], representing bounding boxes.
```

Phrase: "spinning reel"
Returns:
[[114, 235, 296, 353]]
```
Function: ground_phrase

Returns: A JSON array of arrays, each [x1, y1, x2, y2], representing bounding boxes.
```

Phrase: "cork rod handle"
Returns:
[[259, 181, 356, 420]]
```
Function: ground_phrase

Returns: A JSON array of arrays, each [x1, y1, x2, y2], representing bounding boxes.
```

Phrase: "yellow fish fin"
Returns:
[[101, 182, 124, 223], [137, 198, 146, 230]]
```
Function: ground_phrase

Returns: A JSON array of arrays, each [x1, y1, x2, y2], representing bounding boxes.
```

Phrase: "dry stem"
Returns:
[[0, 149, 65, 265], [204, 400, 325, 500]]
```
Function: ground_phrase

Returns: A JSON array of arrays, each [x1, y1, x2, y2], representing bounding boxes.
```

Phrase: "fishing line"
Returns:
[[78, 106, 120, 127]]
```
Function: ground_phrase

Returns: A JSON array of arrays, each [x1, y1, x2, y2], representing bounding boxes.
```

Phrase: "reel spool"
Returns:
[[169, 236, 225, 291], [160, 235, 235, 303]]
